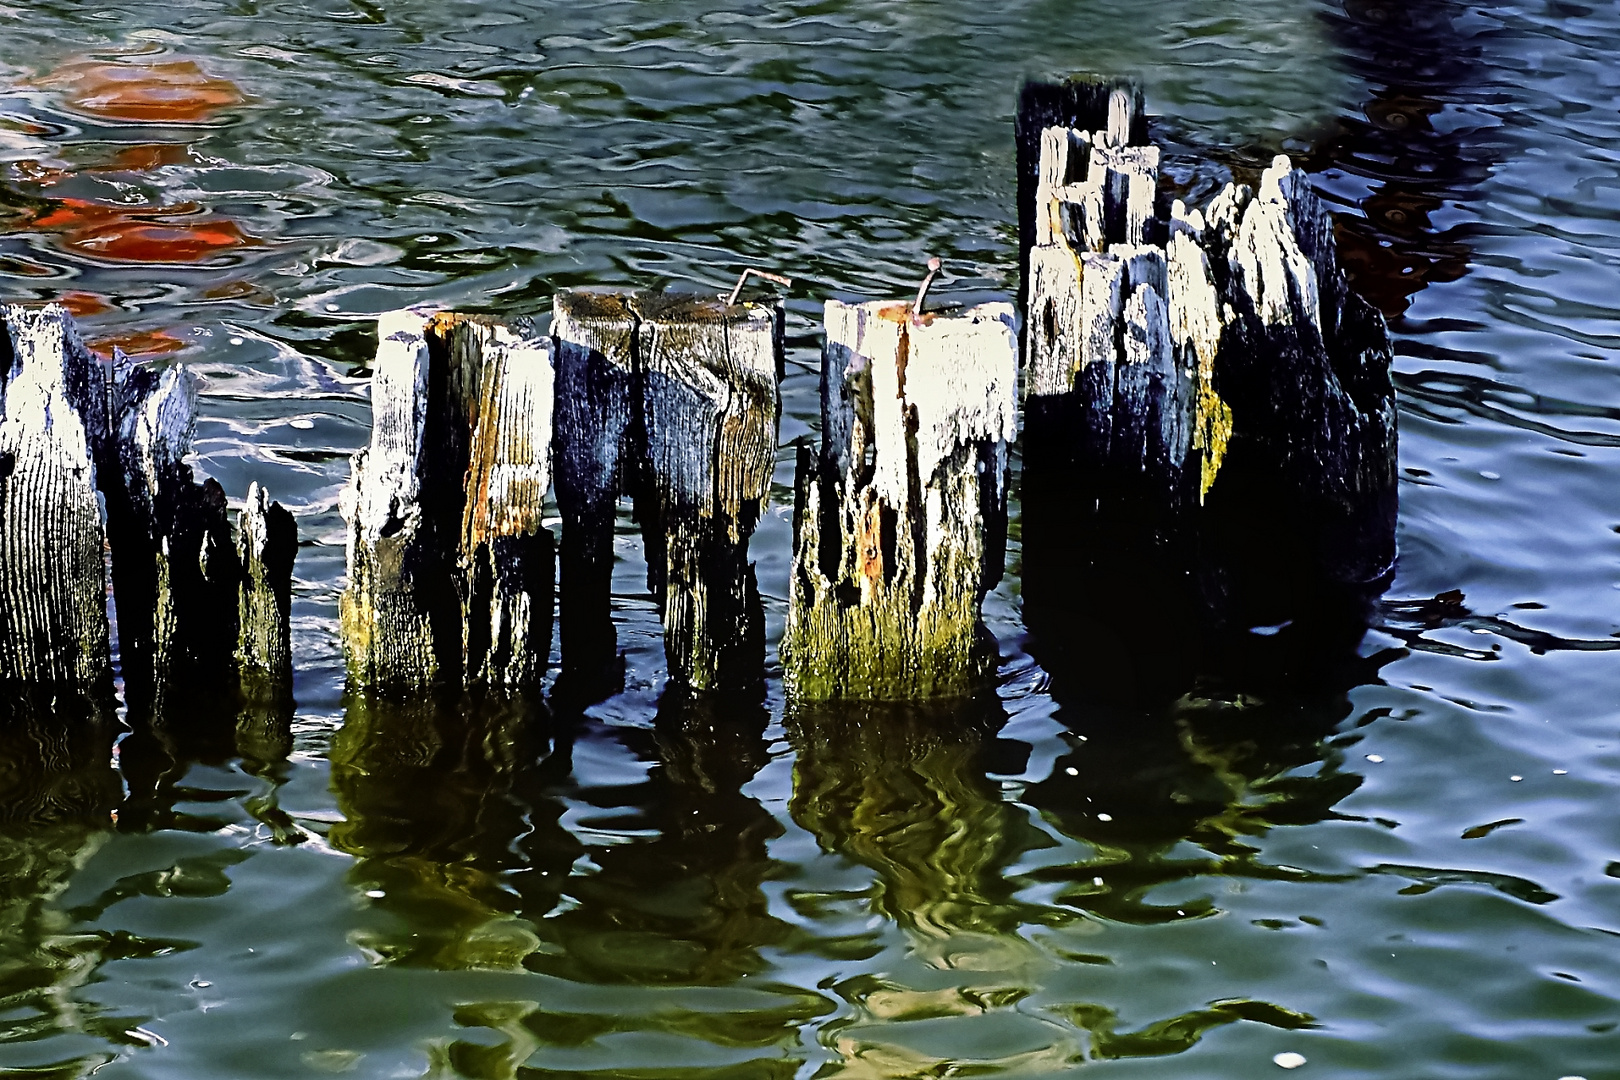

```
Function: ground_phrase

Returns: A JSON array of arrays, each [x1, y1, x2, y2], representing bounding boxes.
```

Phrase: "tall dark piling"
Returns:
[[341, 311, 554, 690], [1017, 78, 1397, 686], [0, 303, 296, 721], [782, 298, 1017, 701], [551, 289, 782, 695]]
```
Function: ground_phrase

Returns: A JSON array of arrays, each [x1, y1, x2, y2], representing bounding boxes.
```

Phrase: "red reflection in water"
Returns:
[[37, 60, 245, 124], [106, 143, 192, 172], [58, 291, 112, 317], [27, 197, 256, 263], [86, 328, 185, 358]]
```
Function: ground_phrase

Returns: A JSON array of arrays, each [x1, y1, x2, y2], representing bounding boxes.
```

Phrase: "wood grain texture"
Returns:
[[632, 293, 781, 691], [341, 311, 554, 690], [551, 291, 636, 692], [784, 300, 1016, 701], [552, 289, 783, 694], [0, 304, 113, 696]]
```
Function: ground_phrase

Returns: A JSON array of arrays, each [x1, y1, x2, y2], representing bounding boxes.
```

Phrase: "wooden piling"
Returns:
[[550, 292, 637, 694], [0, 303, 297, 716], [1017, 78, 1397, 669], [634, 293, 781, 692], [237, 481, 297, 686], [782, 298, 1017, 701], [341, 311, 554, 690], [551, 289, 782, 695], [0, 305, 113, 705]]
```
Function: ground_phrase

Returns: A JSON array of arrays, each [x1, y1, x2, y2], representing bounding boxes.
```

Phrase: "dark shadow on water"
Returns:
[[116, 681, 297, 838], [524, 688, 790, 987], [331, 687, 822, 1076], [1306, 0, 1497, 319]]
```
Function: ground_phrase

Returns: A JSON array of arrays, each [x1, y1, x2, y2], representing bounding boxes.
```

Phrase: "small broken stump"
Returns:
[[782, 298, 1017, 701]]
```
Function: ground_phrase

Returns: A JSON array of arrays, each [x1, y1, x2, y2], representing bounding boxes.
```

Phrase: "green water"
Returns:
[[2, 1, 1619, 1077]]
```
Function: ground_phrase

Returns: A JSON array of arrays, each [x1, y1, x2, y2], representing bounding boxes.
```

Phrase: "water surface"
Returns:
[[0, 1, 1618, 1077]]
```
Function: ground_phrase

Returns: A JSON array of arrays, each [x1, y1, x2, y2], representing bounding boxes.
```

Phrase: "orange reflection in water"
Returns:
[[27, 197, 256, 263], [37, 59, 245, 124], [57, 291, 112, 318], [86, 327, 186, 359]]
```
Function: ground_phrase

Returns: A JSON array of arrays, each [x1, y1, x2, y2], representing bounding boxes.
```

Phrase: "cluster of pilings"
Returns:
[[0, 77, 1396, 715], [0, 304, 296, 729]]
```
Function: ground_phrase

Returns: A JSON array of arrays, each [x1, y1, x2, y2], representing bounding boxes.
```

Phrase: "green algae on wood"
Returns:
[[782, 299, 1017, 702]]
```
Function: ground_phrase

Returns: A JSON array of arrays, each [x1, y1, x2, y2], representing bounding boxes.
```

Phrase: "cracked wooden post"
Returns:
[[104, 350, 299, 715], [634, 293, 781, 692], [237, 481, 297, 688], [0, 303, 297, 721], [550, 292, 636, 696], [0, 304, 114, 718], [782, 298, 1017, 701], [1017, 77, 1397, 660], [552, 288, 783, 695], [341, 311, 554, 690]]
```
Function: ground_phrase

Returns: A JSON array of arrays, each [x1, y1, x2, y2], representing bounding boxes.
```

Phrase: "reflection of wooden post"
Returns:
[[552, 289, 783, 694], [341, 311, 554, 689], [783, 299, 1016, 701], [1018, 77, 1396, 667]]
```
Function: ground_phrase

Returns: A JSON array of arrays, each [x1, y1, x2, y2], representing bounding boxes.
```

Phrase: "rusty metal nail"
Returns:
[[912, 256, 942, 317], [726, 267, 793, 307]]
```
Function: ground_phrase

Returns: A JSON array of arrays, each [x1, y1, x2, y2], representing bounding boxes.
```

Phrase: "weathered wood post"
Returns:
[[0, 305, 113, 714], [0, 303, 296, 720], [550, 292, 637, 695], [341, 311, 554, 690], [1016, 77, 1397, 673], [782, 297, 1017, 700], [551, 288, 782, 696], [635, 293, 781, 692]]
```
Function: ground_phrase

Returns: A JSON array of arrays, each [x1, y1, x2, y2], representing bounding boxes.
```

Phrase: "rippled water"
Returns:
[[2, 0, 1619, 1076]]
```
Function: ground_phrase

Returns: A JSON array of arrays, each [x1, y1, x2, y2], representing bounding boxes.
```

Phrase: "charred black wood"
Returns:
[[1017, 78, 1398, 694]]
